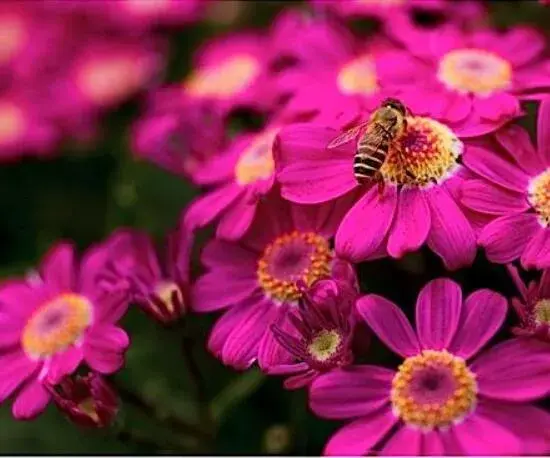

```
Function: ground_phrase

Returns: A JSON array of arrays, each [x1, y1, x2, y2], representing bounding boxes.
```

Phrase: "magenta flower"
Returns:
[[100, 225, 192, 324], [275, 118, 476, 270], [267, 267, 359, 390], [0, 240, 129, 419], [191, 192, 357, 370], [184, 123, 281, 240], [50, 372, 118, 428], [310, 278, 550, 455], [391, 25, 550, 136], [461, 98, 550, 269]]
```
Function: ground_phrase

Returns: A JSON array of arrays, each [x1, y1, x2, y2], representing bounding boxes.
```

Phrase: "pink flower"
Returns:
[[507, 264, 550, 341], [0, 240, 129, 420], [191, 192, 357, 370], [275, 117, 476, 270], [100, 225, 192, 324], [267, 265, 359, 390], [184, 123, 281, 240], [50, 371, 118, 428], [391, 25, 550, 136], [460, 98, 550, 269], [310, 278, 550, 456]]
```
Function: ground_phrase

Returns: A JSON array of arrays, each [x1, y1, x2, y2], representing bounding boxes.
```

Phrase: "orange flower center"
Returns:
[[257, 231, 332, 303], [185, 55, 260, 99], [234, 128, 278, 185], [438, 48, 512, 96], [528, 169, 550, 227], [337, 54, 379, 96], [381, 116, 462, 186], [0, 14, 26, 64], [391, 350, 477, 430], [21, 293, 93, 360], [0, 101, 25, 145]]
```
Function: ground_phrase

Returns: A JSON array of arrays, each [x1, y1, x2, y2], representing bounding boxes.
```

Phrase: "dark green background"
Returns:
[[0, 1, 548, 454]]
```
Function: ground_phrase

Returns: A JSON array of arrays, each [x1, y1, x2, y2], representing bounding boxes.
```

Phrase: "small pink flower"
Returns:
[[461, 98, 550, 269], [100, 225, 192, 325], [184, 123, 281, 240], [50, 371, 118, 428], [310, 278, 550, 456], [275, 116, 476, 270], [191, 192, 357, 370], [0, 240, 129, 420], [392, 25, 549, 136], [267, 268, 359, 390]]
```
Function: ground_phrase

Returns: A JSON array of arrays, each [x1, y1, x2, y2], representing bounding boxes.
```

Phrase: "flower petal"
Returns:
[[200, 239, 259, 270], [356, 295, 420, 358], [380, 426, 422, 456], [479, 213, 540, 264], [257, 308, 295, 371], [426, 184, 476, 270], [461, 180, 528, 215], [46, 347, 83, 385], [449, 289, 507, 359], [335, 185, 397, 263], [39, 242, 76, 293], [416, 278, 462, 350], [387, 188, 431, 258], [521, 227, 550, 270], [421, 431, 445, 455], [83, 325, 129, 374], [12, 379, 51, 420], [470, 338, 550, 401], [216, 191, 259, 241], [322, 409, 397, 456], [0, 352, 37, 402], [538, 97, 550, 164], [475, 92, 520, 122], [495, 124, 541, 174]]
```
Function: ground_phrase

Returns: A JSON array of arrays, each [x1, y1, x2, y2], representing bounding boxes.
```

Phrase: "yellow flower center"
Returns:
[[307, 329, 342, 362], [154, 281, 183, 314], [337, 54, 379, 96], [391, 350, 477, 430], [234, 128, 278, 185], [528, 169, 550, 227], [381, 116, 462, 186], [185, 55, 260, 99], [257, 231, 332, 303], [0, 14, 26, 64], [438, 48, 512, 96], [21, 293, 93, 360], [0, 101, 25, 145], [534, 299, 550, 325]]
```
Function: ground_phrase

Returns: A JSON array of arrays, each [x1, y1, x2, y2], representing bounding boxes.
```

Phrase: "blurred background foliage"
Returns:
[[0, 0, 549, 454]]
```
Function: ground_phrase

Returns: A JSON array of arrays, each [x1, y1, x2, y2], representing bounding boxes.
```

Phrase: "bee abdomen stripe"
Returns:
[[354, 163, 377, 172]]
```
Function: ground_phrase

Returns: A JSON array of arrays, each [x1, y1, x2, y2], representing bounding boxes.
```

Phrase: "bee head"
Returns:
[[381, 98, 407, 117]]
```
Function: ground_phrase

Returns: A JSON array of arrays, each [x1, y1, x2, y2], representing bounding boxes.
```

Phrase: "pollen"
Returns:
[[391, 350, 477, 430], [257, 231, 332, 303], [234, 128, 278, 185], [0, 101, 25, 145], [381, 116, 462, 187], [528, 169, 550, 227], [307, 329, 342, 362], [438, 48, 512, 96], [21, 293, 93, 360], [185, 55, 260, 99], [337, 54, 379, 96], [534, 299, 550, 325]]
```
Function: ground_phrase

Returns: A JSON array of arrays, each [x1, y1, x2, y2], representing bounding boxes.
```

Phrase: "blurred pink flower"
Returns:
[[392, 26, 550, 136], [0, 241, 129, 420], [461, 99, 550, 269], [191, 192, 357, 370], [310, 278, 550, 456], [275, 117, 476, 270], [50, 372, 118, 428], [100, 225, 192, 325]]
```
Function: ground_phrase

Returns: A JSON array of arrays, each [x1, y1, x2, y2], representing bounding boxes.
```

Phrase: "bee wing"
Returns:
[[327, 123, 368, 150]]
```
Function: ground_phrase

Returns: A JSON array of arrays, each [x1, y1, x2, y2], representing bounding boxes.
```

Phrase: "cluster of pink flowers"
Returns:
[[2, 0, 550, 455]]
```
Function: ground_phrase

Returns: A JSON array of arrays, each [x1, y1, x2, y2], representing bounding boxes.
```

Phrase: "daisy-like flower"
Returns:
[[310, 278, 550, 455], [461, 98, 550, 269], [275, 115, 476, 270], [184, 123, 281, 240], [507, 264, 550, 341], [50, 371, 118, 428], [183, 32, 275, 115], [0, 240, 129, 420], [392, 25, 550, 136], [191, 192, 357, 370], [267, 267, 358, 389], [100, 225, 192, 325]]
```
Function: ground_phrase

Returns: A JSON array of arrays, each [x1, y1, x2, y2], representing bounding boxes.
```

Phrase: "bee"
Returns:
[[327, 98, 413, 191]]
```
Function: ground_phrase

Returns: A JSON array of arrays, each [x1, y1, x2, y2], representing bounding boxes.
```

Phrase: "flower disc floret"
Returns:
[[307, 329, 343, 363], [337, 55, 379, 96], [391, 350, 477, 430], [528, 169, 550, 227], [235, 129, 278, 185], [257, 231, 332, 303], [381, 116, 462, 186], [534, 299, 550, 326]]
